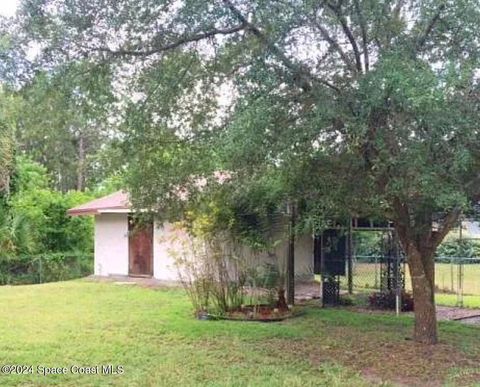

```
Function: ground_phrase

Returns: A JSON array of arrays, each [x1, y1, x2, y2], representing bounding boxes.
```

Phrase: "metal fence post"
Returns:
[[286, 202, 295, 305], [457, 259, 464, 308], [347, 220, 353, 294], [450, 256, 454, 293], [395, 235, 401, 316]]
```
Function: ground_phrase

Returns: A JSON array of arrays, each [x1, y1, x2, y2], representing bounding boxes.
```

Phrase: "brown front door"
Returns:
[[128, 216, 153, 277]]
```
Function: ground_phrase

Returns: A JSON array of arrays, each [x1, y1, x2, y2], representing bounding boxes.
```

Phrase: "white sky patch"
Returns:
[[0, 0, 18, 17]]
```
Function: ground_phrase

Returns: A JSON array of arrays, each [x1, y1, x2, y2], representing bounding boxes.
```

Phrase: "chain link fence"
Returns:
[[0, 253, 93, 285], [340, 255, 480, 307]]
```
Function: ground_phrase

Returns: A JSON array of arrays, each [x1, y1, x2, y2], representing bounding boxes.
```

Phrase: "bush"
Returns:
[[173, 233, 246, 316], [172, 228, 287, 317], [368, 290, 414, 312], [0, 253, 93, 285], [339, 295, 355, 306], [11, 189, 94, 254], [0, 157, 95, 285], [436, 239, 480, 259], [9, 157, 94, 254]]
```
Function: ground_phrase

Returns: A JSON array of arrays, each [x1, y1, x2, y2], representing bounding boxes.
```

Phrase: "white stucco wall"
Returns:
[[292, 233, 314, 277], [153, 221, 184, 280], [93, 214, 313, 281], [151, 220, 314, 281], [94, 213, 129, 276]]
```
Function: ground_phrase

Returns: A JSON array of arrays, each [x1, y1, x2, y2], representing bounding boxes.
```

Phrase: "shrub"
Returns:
[[339, 295, 355, 306], [0, 253, 93, 285], [436, 239, 480, 259], [0, 211, 34, 255], [368, 290, 414, 312], [172, 227, 287, 317], [11, 189, 94, 254]]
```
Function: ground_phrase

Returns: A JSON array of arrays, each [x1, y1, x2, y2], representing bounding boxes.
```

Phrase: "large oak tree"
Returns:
[[15, 0, 480, 344]]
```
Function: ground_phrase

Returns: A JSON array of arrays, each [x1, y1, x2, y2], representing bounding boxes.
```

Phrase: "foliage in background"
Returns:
[[0, 253, 92, 285], [8, 157, 94, 254], [0, 87, 19, 197], [352, 231, 383, 258], [436, 239, 480, 259], [0, 157, 95, 283], [17, 64, 117, 191], [11, 188, 94, 253], [0, 211, 33, 256]]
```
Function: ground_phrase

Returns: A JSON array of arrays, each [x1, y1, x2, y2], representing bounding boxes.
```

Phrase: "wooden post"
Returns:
[[286, 202, 295, 305]]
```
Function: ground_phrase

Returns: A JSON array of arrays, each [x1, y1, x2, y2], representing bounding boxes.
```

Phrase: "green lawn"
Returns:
[[432, 263, 480, 295], [0, 281, 479, 386], [435, 294, 480, 309]]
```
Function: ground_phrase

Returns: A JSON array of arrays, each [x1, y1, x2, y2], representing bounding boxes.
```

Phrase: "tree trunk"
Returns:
[[76, 135, 85, 191], [277, 287, 288, 311], [393, 200, 460, 345], [408, 248, 437, 344]]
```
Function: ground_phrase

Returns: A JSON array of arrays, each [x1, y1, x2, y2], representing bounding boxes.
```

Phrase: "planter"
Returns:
[[197, 304, 302, 322]]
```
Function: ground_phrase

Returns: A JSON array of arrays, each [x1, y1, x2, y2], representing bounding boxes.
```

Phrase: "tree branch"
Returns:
[[222, 0, 340, 93], [326, 2, 363, 73], [391, 197, 413, 254], [392, 0, 405, 20], [353, 0, 369, 72], [415, 3, 446, 52], [313, 19, 357, 74], [429, 174, 480, 246], [94, 24, 247, 57], [432, 207, 461, 247]]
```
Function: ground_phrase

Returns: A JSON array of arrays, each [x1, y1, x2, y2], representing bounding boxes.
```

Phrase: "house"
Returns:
[[463, 220, 480, 239], [67, 191, 315, 281]]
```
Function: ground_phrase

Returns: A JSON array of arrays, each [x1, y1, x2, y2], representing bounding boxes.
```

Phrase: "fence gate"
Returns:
[[314, 228, 347, 306]]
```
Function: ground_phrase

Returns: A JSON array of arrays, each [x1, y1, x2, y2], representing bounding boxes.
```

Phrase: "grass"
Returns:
[[0, 280, 479, 386], [349, 262, 480, 300], [435, 294, 480, 309], [431, 263, 480, 296]]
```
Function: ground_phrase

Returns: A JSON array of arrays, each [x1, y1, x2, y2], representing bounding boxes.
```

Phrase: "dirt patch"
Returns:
[[294, 281, 322, 302], [345, 304, 480, 326], [436, 306, 480, 322], [459, 316, 480, 325], [260, 321, 478, 386], [87, 275, 183, 289]]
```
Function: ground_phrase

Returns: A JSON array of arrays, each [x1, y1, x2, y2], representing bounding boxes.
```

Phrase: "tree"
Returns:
[[0, 87, 18, 197], [17, 63, 116, 191], [15, 0, 480, 344], [9, 156, 95, 254]]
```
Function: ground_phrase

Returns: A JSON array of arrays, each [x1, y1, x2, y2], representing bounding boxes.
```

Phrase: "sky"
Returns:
[[0, 0, 18, 17]]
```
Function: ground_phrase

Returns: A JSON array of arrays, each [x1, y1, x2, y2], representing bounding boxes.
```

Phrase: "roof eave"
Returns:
[[67, 207, 132, 217]]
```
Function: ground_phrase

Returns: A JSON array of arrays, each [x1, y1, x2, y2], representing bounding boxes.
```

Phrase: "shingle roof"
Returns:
[[67, 191, 131, 216]]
